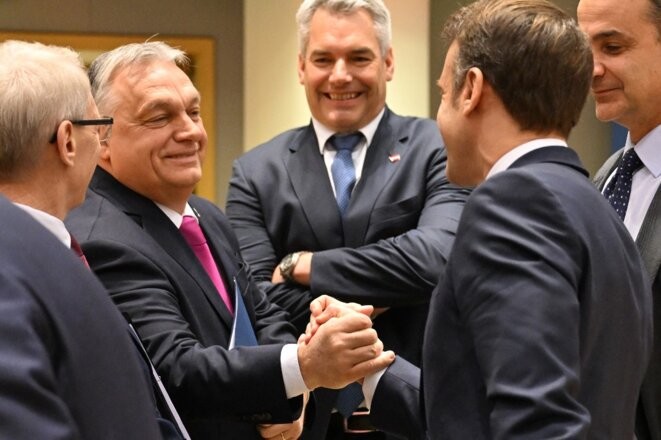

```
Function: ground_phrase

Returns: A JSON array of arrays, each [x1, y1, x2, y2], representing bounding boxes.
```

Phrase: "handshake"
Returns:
[[297, 295, 396, 391]]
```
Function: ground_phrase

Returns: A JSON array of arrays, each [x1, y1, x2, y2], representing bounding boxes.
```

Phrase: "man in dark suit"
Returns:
[[0, 40, 174, 439], [309, 0, 653, 438], [66, 41, 394, 440], [578, 0, 661, 437], [226, 1, 468, 436]]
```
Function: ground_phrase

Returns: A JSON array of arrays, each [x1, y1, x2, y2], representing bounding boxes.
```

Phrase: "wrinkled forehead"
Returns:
[[113, 61, 200, 107]]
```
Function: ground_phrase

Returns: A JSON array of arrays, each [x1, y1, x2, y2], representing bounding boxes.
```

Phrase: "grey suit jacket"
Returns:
[[66, 168, 301, 440], [594, 149, 661, 440], [227, 107, 469, 364], [371, 147, 652, 439], [0, 195, 164, 439]]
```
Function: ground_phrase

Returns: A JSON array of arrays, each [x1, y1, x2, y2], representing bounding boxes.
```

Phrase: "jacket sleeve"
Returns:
[[310, 147, 469, 306]]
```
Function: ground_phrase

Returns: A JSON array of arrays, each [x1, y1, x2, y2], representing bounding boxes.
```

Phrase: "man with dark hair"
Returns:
[[309, 0, 652, 438], [578, 0, 661, 437]]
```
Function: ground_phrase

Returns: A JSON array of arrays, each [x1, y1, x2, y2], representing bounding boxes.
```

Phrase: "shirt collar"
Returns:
[[155, 202, 196, 228], [14, 203, 70, 247], [626, 124, 661, 178], [313, 107, 386, 154], [486, 138, 568, 180]]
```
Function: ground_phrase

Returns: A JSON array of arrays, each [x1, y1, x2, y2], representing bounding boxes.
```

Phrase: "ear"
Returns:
[[384, 47, 394, 82], [297, 53, 306, 85], [54, 121, 76, 167], [460, 67, 484, 116], [98, 139, 112, 164]]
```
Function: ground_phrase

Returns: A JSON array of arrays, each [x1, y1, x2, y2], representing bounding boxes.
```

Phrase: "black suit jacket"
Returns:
[[594, 149, 661, 440], [66, 168, 301, 440], [370, 147, 652, 439], [0, 195, 164, 439], [227, 108, 469, 364]]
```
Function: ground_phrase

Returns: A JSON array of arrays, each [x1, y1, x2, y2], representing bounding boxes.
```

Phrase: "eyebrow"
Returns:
[[590, 29, 628, 42], [139, 94, 201, 115], [309, 47, 376, 57]]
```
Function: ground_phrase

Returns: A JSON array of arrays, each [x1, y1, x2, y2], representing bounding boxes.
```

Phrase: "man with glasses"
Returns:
[[0, 40, 179, 439]]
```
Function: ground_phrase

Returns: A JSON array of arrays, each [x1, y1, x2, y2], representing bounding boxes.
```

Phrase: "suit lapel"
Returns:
[[284, 126, 345, 248], [91, 168, 235, 329], [344, 109, 405, 246], [636, 186, 661, 283], [594, 149, 623, 190]]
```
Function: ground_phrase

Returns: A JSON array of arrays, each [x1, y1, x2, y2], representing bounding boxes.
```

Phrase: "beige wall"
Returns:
[[0, 0, 614, 204], [244, 0, 431, 151]]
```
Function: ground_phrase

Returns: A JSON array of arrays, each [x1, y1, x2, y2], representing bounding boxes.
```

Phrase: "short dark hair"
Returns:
[[647, 0, 661, 39], [442, 0, 593, 137]]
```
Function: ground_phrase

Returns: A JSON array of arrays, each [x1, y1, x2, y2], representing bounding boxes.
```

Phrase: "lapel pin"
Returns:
[[388, 153, 401, 163]]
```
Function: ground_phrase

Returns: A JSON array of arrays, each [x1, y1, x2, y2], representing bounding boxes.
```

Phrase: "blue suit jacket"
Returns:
[[227, 108, 469, 364], [66, 168, 301, 440], [370, 147, 652, 439], [0, 195, 164, 439]]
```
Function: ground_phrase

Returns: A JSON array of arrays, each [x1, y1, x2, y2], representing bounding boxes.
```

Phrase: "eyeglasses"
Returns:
[[49, 117, 114, 144]]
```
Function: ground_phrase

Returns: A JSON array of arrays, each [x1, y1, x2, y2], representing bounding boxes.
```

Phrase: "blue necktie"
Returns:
[[603, 149, 643, 220], [330, 133, 363, 217]]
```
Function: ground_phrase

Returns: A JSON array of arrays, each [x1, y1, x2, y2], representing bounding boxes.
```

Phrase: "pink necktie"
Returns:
[[180, 215, 234, 315], [70, 235, 90, 268]]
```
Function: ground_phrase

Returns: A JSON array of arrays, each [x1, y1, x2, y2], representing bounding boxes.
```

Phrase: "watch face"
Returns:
[[280, 254, 294, 275]]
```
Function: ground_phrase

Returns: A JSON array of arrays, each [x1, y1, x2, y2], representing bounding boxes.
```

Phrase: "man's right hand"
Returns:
[[297, 296, 394, 390]]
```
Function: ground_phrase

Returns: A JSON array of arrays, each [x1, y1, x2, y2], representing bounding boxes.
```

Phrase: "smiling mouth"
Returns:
[[167, 151, 198, 160], [327, 92, 360, 101]]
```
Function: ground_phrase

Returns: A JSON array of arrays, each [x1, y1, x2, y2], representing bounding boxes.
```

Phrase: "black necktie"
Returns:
[[330, 133, 363, 217], [603, 149, 644, 220]]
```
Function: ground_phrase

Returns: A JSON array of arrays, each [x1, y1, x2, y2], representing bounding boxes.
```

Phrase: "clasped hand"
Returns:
[[297, 295, 395, 391]]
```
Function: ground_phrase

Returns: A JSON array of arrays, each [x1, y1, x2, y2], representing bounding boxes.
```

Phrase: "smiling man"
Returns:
[[226, 2, 469, 437], [65, 41, 394, 440], [578, 0, 661, 438]]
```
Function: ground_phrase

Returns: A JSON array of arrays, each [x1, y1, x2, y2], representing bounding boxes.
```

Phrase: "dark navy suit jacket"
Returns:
[[227, 108, 469, 364], [370, 147, 652, 439], [66, 168, 302, 439], [0, 195, 165, 439]]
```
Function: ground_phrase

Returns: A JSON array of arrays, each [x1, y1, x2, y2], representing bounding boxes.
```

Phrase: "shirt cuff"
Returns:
[[281, 343, 308, 399], [362, 367, 387, 409]]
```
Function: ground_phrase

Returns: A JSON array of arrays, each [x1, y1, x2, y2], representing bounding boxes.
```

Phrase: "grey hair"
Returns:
[[0, 40, 89, 179], [88, 41, 189, 115], [296, 0, 392, 56]]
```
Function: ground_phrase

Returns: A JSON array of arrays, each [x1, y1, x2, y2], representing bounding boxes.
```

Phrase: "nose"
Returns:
[[591, 53, 605, 80], [174, 113, 207, 144], [329, 59, 352, 84]]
